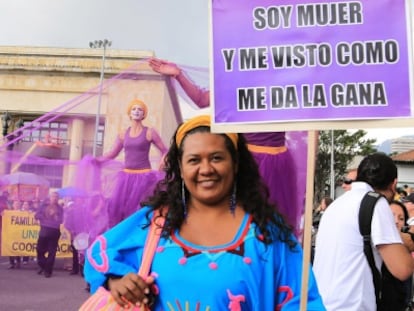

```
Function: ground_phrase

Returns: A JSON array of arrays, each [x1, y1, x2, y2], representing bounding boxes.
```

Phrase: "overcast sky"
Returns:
[[0, 0, 209, 67], [0, 0, 413, 143]]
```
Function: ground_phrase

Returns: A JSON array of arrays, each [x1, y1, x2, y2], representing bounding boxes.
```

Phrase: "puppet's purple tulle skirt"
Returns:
[[71, 156, 165, 229], [251, 149, 298, 230], [107, 169, 165, 228]]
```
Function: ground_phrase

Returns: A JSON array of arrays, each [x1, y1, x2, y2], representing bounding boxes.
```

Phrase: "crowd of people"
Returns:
[[0, 189, 106, 284], [1, 193, 34, 269], [312, 155, 414, 310]]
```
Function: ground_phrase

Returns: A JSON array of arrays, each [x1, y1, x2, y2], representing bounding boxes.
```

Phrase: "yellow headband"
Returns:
[[127, 99, 148, 119], [175, 115, 238, 149]]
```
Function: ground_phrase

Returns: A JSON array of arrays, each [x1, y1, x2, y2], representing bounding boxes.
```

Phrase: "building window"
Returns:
[[97, 124, 105, 146], [17, 120, 68, 188], [21, 120, 68, 144]]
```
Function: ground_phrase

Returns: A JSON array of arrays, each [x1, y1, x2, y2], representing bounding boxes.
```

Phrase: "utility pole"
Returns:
[[89, 39, 112, 156]]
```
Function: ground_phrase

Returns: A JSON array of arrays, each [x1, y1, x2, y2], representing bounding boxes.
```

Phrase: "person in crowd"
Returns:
[[149, 57, 302, 233], [35, 191, 64, 278], [404, 184, 412, 196], [313, 196, 333, 229], [387, 200, 414, 309], [81, 193, 109, 292], [8, 254, 21, 269], [10, 199, 21, 210], [31, 199, 41, 211], [96, 98, 168, 228], [0, 190, 10, 212], [391, 200, 414, 250], [21, 200, 36, 214], [311, 196, 333, 263], [21, 200, 31, 212], [340, 167, 357, 192], [403, 193, 414, 223], [20, 200, 33, 265], [396, 187, 408, 202], [0, 190, 10, 253], [8, 199, 22, 269], [63, 197, 88, 275], [391, 200, 410, 231], [314, 152, 414, 310], [84, 115, 325, 310]]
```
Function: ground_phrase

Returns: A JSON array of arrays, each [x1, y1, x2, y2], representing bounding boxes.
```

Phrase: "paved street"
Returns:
[[0, 256, 90, 311]]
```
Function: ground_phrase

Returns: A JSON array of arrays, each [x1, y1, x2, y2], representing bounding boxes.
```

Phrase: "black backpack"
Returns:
[[358, 191, 412, 311]]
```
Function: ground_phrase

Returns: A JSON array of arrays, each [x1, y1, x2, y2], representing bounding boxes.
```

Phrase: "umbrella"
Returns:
[[0, 172, 50, 201], [0, 172, 49, 187], [57, 186, 88, 198]]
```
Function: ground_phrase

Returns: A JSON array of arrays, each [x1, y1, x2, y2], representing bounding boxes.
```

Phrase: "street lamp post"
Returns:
[[89, 39, 112, 157]]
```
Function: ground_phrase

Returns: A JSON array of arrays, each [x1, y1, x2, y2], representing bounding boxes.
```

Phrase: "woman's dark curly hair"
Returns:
[[142, 125, 296, 249]]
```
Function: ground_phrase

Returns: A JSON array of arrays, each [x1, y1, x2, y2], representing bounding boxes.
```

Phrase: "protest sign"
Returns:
[[210, 0, 414, 131], [1, 210, 71, 258]]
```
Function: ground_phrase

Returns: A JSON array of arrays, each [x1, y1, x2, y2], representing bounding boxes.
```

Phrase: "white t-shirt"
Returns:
[[313, 182, 402, 311]]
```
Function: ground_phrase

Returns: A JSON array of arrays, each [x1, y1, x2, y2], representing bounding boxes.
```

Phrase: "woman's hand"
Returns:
[[149, 57, 181, 77], [400, 226, 414, 252], [108, 273, 155, 308]]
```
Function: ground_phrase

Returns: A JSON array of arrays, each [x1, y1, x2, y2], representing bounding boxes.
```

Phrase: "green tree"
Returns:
[[314, 130, 377, 204]]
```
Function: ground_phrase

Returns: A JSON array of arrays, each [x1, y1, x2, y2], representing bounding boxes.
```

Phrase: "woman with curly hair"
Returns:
[[149, 57, 302, 234], [84, 115, 325, 310]]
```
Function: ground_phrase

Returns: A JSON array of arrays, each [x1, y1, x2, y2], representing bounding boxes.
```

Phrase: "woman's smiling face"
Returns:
[[180, 132, 236, 207]]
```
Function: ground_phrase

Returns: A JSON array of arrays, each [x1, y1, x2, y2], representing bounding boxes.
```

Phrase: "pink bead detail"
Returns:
[[156, 246, 164, 252], [243, 257, 252, 264], [209, 262, 218, 270], [178, 257, 187, 265], [258, 234, 264, 241]]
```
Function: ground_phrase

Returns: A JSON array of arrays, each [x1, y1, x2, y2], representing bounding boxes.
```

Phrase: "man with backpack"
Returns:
[[313, 152, 414, 310]]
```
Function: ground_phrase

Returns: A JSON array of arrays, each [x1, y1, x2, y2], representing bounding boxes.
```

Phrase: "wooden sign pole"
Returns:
[[300, 130, 318, 310]]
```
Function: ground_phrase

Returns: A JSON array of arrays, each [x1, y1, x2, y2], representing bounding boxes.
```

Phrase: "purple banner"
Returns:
[[211, 0, 413, 124]]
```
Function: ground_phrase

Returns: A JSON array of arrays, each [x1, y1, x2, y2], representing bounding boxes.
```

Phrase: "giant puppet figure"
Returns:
[[96, 99, 167, 228]]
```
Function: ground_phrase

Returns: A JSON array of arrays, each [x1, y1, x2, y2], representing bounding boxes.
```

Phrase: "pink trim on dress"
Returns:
[[227, 289, 246, 311], [276, 285, 294, 311], [171, 215, 253, 253], [87, 236, 109, 273]]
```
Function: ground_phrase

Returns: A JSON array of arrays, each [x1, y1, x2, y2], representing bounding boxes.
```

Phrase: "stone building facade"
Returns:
[[0, 46, 182, 188]]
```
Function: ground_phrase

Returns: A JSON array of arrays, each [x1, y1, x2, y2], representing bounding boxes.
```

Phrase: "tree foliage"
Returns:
[[314, 130, 377, 204]]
